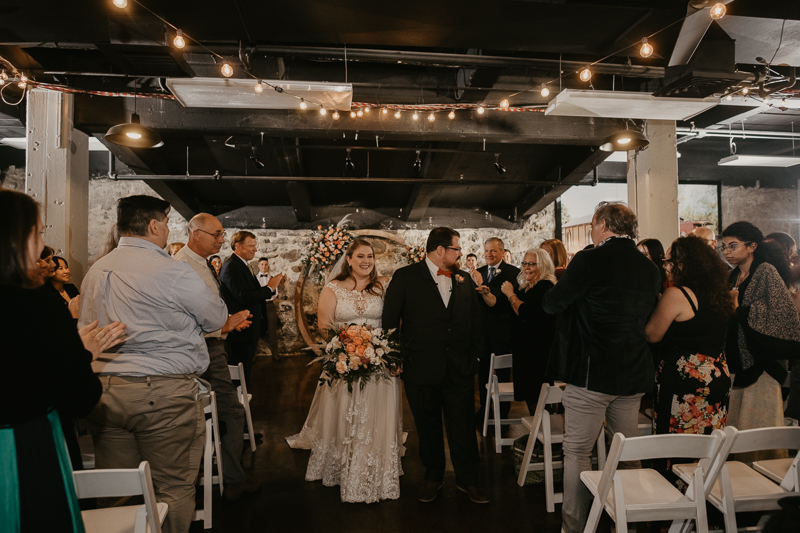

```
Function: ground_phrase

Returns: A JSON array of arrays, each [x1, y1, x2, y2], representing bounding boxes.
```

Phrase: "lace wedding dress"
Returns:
[[286, 282, 404, 503]]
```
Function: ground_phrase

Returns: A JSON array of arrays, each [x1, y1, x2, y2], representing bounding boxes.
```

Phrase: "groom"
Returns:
[[383, 227, 488, 504]]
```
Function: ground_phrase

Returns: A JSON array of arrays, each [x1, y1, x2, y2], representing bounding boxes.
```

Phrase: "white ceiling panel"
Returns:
[[545, 89, 719, 121]]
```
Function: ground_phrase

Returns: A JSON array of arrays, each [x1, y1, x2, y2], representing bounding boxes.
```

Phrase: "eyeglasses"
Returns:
[[196, 229, 225, 240], [718, 241, 751, 252], [520, 261, 538, 267], [445, 246, 462, 252]]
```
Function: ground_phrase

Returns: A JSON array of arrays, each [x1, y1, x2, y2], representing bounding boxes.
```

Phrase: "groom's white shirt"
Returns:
[[425, 256, 452, 307]]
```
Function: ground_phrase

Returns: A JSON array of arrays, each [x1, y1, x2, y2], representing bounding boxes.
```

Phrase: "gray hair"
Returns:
[[517, 248, 557, 289], [484, 237, 505, 250]]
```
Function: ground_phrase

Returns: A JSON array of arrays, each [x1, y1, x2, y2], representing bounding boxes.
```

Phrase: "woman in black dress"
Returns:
[[645, 235, 733, 438], [40, 256, 81, 319], [499, 248, 558, 414], [0, 189, 126, 532]]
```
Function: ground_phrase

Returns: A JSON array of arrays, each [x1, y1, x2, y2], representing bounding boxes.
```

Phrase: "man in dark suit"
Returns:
[[219, 231, 284, 382], [542, 202, 660, 533], [475, 237, 520, 419], [383, 227, 489, 505]]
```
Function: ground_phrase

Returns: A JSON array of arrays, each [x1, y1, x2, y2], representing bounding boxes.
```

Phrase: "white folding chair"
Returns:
[[79, 433, 96, 470], [582, 430, 726, 533], [73, 460, 168, 533], [752, 458, 797, 490], [672, 426, 800, 533], [194, 389, 223, 529], [482, 353, 520, 453], [229, 362, 256, 452], [517, 382, 607, 513]]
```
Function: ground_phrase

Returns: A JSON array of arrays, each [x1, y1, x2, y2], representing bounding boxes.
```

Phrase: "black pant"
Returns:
[[227, 340, 258, 384], [404, 376, 481, 486], [261, 302, 279, 357], [478, 338, 512, 419]]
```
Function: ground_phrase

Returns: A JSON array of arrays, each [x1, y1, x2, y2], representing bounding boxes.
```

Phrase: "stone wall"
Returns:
[[721, 184, 799, 241]]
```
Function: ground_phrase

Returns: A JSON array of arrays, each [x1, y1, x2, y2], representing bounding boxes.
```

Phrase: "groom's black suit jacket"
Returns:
[[383, 260, 484, 386]]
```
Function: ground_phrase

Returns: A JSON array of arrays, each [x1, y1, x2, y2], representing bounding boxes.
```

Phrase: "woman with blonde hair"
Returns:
[[541, 238, 568, 280]]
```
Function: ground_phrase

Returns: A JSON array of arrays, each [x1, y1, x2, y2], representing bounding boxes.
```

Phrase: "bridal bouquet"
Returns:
[[312, 323, 402, 392]]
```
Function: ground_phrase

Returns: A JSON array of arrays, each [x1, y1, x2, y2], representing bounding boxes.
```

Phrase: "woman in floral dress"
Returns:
[[645, 236, 734, 443]]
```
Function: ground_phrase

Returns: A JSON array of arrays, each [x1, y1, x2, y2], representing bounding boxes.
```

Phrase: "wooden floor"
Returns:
[[188, 354, 565, 533]]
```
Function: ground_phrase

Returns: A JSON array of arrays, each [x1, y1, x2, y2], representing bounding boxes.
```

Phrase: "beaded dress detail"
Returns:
[[286, 282, 404, 503]]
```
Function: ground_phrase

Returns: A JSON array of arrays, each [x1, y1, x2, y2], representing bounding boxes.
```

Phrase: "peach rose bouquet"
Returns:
[[311, 323, 402, 392]]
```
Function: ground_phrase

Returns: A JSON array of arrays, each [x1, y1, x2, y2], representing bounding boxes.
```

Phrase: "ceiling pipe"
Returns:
[[110, 174, 600, 186], [757, 67, 796, 98]]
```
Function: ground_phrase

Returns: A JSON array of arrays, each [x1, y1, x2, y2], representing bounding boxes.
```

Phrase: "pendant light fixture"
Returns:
[[599, 128, 649, 152], [104, 82, 164, 149]]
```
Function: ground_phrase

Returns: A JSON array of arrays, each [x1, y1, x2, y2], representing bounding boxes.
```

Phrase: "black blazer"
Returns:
[[383, 261, 484, 386], [219, 255, 275, 344], [542, 238, 661, 396], [476, 261, 520, 337]]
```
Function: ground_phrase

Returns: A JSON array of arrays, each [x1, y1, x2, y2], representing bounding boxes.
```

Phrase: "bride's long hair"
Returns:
[[332, 238, 384, 296]]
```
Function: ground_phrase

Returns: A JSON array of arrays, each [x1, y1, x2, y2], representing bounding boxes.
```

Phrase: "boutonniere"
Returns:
[[494, 268, 502, 276], [454, 274, 465, 285]]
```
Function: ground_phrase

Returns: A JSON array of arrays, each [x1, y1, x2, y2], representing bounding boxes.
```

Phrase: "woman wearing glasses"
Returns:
[[721, 221, 800, 449], [497, 248, 558, 414]]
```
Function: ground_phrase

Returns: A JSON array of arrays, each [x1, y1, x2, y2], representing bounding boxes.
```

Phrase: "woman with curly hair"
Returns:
[[645, 236, 734, 440]]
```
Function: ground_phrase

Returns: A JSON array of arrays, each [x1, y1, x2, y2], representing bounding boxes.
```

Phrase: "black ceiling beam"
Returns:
[[144, 180, 199, 221], [403, 184, 441, 222], [285, 181, 313, 222], [110, 174, 601, 186]]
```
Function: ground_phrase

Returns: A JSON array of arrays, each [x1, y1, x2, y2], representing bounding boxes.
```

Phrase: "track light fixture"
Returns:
[[710, 2, 726, 19], [105, 113, 164, 149], [413, 150, 422, 172], [599, 129, 649, 152], [345, 148, 355, 171], [249, 147, 265, 169], [493, 153, 506, 175], [640, 38, 653, 58]]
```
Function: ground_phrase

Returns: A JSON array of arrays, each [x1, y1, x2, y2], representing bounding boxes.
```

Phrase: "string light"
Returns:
[[726, 94, 733, 101], [332, 110, 340, 120], [18, 74, 27, 89], [350, 111, 357, 118], [113, 0, 127, 7], [320, 108, 327, 115], [448, 110, 455, 119], [363, 106, 370, 113], [356, 109, 363, 117], [742, 86, 749, 95], [477, 105, 485, 115], [173, 30, 186, 49], [299, 99, 308, 110], [710, 2, 726, 20], [382, 108, 388, 115], [0, 70, 6, 83], [254, 80, 264, 93], [579, 68, 592, 82], [428, 112, 435, 122], [541, 84, 550, 97], [394, 110, 401, 119], [412, 111, 419, 120], [640, 38, 653, 58], [500, 99, 509, 109], [220, 63, 234, 77]]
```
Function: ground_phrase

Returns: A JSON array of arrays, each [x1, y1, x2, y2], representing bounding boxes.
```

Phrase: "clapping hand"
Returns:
[[475, 284, 490, 296], [223, 310, 252, 334], [79, 320, 127, 361], [68, 295, 81, 319], [501, 281, 514, 298], [267, 273, 287, 290], [470, 269, 483, 286]]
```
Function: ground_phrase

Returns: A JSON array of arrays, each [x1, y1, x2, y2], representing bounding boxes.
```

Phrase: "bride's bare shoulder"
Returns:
[[328, 279, 355, 290], [376, 276, 390, 287]]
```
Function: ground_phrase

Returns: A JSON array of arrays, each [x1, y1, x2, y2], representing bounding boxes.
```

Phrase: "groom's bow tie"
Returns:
[[436, 269, 452, 278]]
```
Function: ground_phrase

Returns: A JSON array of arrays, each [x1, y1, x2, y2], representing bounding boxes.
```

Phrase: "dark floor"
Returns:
[[188, 354, 565, 533]]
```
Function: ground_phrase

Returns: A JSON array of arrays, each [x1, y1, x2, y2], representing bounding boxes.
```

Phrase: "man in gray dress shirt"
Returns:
[[79, 196, 228, 533], [175, 213, 262, 500]]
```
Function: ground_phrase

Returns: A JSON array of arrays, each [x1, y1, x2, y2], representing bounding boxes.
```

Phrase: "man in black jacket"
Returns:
[[220, 231, 284, 382], [542, 202, 660, 533], [383, 227, 488, 504]]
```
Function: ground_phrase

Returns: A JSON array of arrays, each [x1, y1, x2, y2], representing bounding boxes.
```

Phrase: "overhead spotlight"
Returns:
[[448, 110, 455, 119], [249, 147, 265, 169], [357, 109, 364, 117], [350, 111, 357, 118], [173, 30, 186, 49], [320, 108, 327, 115], [493, 153, 506, 175], [413, 150, 422, 172], [220, 63, 234, 77], [500, 99, 509, 109], [742, 86, 749, 95], [254, 80, 264, 93], [640, 37, 653, 58], [599, 129, 649, 152], [541, 84, 550, 97], [113, 0, 127, 7], [412, 111, 419, 120], [710, 2, 726, 19], [363, 107, 370, 113], [579, 68, 592, 82], [299, 99, 308, 110], [394, 110, 401, 119], [104, 113, 164, 149], [382, 108, 388, 115], [345, 148, 355, 171], [332, 110, 340, 120], [428, 112, 435, 122], [477, 105, 485, 114]]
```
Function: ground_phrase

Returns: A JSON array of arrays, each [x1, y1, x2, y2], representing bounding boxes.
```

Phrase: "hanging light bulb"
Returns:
[[173, 30, 186, 49], [412, 111, 419, 120], [710, 2, 726, 20], [640, 37, 653, 58], [428, 112, 435, 121], [394, 110, 401, 119], [220, 63, 234, 77], [742, 86, 749, 95], [477, 105, 485, 115], [254, 80, 264, 93], [764, 95, 772, 103], [17, 74, 27, 89], [363, 106, 370, 113], [350, 111, 357, 118], [356, 109, 364, 117], [500, 99, 509, 109], [448, 110, 455, 119], [113, 0, 128, 7], [382, 108, 388, 115], [726, 94, 733, 101], [579, 68, 592, 82], [0, 70, 6, 86], [320, 108, 327, 116], [332, 110, 340, 120], [541, 84, 550, 97], [299, 99, 308, 110]]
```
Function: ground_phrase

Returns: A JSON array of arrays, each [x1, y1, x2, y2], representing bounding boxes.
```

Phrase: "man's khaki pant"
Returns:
[[84, 375, 205, 533]]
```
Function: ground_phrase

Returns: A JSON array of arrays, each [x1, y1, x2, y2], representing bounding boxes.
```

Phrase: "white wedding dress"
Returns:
[[286, 282, 404, 503]]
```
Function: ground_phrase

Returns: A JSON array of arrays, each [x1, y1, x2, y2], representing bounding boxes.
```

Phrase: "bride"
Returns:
[[286, 238, 404, 503]]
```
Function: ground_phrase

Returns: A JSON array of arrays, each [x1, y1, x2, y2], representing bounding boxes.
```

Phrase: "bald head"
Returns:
[[187, 213, 225, 258], [690, 227, 717, 248]]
